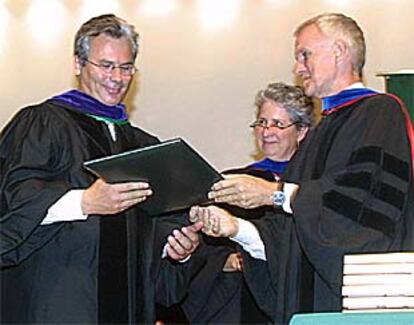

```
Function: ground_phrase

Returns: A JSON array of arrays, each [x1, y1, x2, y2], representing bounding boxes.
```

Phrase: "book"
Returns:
[[342, 296, 414, 310], [84, 138, 223, 216], [343, 273, 414, 286], [344, 252, 414, 265], [342, 284, 414, 297], [343, 263, 414, 275]]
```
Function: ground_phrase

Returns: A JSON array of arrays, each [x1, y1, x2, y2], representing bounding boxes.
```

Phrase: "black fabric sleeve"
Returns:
[[0, 107, 74, 267], [290, 95, 412, 293], [180, 240, 237, 323], [242, 210, 297, 323], [239, 95, 414, 323], [152, 212, 205, 306]]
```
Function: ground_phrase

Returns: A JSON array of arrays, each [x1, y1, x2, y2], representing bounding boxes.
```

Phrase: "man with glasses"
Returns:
[[190, 13, 414, 324], [0, 14, 202, 324]]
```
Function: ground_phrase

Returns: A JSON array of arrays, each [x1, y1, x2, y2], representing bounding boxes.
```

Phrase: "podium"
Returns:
[[377, 70, 414, 121]]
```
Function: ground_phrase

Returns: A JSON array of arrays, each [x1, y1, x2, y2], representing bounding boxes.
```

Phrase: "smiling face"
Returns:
[[75, 34, 135, 106], [293, 23, 339, 98], [254, 101, 308, 161]]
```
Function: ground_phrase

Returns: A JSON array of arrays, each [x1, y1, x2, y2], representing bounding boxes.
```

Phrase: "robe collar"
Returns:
[[322, 86, 378, 116], [249, 158, 289, 180], [321, 86, 414, 177], [50, 89, 128, 125]]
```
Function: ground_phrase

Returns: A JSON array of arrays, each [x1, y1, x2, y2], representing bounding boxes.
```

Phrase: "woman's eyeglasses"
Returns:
[[250, 118, 299, 130]]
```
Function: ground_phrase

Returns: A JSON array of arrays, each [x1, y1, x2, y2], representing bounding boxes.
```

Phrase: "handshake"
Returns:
[[189, 205, 240, 238], [189, 172, 275, 237]]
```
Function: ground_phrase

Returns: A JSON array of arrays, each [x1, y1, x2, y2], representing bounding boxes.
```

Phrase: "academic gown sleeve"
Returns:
[[241, 210, 299, 323], [180, 238, 239, 323], [153, 212, 207, 307], [0, 106, 74, 267], [289, 95, 412, 292], [241, 94, 414, 323]]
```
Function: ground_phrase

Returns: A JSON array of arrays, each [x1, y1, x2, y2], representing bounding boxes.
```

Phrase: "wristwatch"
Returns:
[[271, 190, 286, 207]]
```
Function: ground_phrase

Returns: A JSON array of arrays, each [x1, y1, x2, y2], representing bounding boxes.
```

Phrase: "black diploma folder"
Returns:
[[83, 138, 223, 216]]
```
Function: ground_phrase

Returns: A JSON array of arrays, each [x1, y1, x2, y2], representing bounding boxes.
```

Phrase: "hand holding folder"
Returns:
[[84, 138, 223, 216]]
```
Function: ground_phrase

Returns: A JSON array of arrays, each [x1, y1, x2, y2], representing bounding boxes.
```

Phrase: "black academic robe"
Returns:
[[242, 94, 414, 324], [0, 100, 195, 324], [181, 167, 274, 324]]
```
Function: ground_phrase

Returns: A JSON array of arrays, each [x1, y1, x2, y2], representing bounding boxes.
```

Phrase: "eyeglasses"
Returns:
[[295, 49, 312, 64], [250, 118, 299, 130], [85, 59, 136, 76], [295, 43, 333, 64]]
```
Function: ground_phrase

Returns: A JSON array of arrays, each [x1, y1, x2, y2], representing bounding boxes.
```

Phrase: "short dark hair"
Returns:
[[74, 14, 139, 66]]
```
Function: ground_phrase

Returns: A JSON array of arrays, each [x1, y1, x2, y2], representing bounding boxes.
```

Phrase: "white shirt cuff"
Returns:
[[41, 189, 88, 225], [282, 182, 298, 214], [230, 218, 266, 261]]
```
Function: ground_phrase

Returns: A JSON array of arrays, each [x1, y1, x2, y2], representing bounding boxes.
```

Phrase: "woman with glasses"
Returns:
[[247, 81, 314, 182], [178, 82, 315, 324]]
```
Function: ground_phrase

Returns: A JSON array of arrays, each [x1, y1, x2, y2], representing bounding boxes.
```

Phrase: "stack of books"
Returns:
[[342, 252, 414, 312]]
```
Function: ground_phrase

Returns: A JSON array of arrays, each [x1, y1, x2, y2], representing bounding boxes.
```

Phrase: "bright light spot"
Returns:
[[266, 0, 293, 8], [79, 0, 120, 22], [0, 0, 10, 54], [322, 0, 352, 7], [25, 0, 66, 48], [197, 0, 241, 30], [141, 0, 178, 17]]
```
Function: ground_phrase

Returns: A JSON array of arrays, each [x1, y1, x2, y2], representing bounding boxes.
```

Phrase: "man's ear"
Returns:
[[333, 39, 348, 64], [74, 56, 82, 76]]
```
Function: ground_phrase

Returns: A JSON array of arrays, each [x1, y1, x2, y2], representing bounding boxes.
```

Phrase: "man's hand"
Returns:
[[189, 205, 239, 237], [81, 178, 152, 215], [208, 174, 280, 209], [222, 252, 243, 272], [166, 221, 203, 261]]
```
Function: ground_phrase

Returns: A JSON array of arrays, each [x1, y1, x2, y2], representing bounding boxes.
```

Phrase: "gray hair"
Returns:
[[294, 13, 366, 77], [255, 82, 315, 127], [74, 14, 139, 66]]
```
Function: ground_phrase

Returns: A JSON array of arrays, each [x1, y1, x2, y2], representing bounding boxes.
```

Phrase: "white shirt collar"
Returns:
[[345, 82, 365, 90]]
